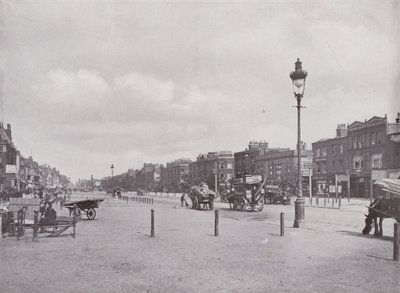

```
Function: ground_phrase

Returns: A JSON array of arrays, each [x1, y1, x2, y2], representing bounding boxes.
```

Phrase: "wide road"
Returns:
[[1, 192, 399, 292]]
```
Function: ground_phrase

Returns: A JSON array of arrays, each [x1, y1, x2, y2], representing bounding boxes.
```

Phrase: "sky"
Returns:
[[0, 0, 399, 182]]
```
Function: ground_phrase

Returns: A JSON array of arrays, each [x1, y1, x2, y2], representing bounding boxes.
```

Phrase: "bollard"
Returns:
[[151, 209, 155, 237], [151, 198, 154, 205], [107, 198, 108, 204], [316, 194, 319, 206], [215, 209, 219, 237], [339, 196, 341, 208], [33, 210, 38, 240], [332, 197, 334, 207], [394, 223, 400, 261], [280, 212, 284, 236], [72, 205, 77, 239], [324, 195, 326, 206], [310, 196, 312, 206]]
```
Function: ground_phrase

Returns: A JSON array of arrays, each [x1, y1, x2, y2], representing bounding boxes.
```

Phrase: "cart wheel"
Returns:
[[209, 202, 214, 210], [86, 208, 96, 220], [257, 203, 264, 211]]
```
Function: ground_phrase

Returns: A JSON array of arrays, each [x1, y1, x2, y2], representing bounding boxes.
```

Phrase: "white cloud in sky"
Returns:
[[1, 0, 399, 180]]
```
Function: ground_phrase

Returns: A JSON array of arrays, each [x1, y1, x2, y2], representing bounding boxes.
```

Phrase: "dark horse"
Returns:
[[362, 197, 400, 236], [362, 198, 385, 236]]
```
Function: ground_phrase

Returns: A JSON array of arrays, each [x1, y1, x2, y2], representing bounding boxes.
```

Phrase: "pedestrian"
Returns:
[[181, 193, 188, 207]]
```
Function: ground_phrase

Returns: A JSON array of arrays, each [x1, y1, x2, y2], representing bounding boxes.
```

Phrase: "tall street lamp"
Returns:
[[110, 164, 114, 190], [290, 58, 308, 228]]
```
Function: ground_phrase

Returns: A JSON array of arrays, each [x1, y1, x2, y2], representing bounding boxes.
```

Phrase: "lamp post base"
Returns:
[[293, 197, 305, 228]]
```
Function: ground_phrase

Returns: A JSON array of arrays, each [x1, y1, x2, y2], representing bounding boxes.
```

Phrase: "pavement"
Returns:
[[1, 193, 399, 293]]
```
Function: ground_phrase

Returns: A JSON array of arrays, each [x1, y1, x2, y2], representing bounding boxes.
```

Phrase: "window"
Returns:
[[377, 132, 382, 144], [322, 162, 327, 173], [226, 163, 232, 169], [357, 136, 362, 148], [0, 145, 5, 152], [316, 148, 321, 158], [322, 147, 326, 157], [268, 165, 273, 176], [275, 164, 282, 175], [371, 153, 383, 169], [353, 155, 363, 169], [339, 160, 343, 171], [316, 163, 321, 174], [371, 132, 376, 146], [332, 145, 336, 156], [220, 163, 224, 169], [339, 143, 343, 154], [332, 161, 336, 172], [353, 137, 357, 149]]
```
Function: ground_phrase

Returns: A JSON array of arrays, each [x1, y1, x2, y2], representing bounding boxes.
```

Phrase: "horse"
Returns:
[[362, 197, 399, 236]]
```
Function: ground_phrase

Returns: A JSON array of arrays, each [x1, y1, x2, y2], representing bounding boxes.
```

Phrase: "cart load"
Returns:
[[189, 183, 218, 210]]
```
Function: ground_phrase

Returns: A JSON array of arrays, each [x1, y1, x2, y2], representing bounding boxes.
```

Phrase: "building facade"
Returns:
[[255, 143, 313, 196], [234, 141, 269, 177], [312, 115, 400, 198], [189, 151, 234, 193], [160, 158, 192, 192]]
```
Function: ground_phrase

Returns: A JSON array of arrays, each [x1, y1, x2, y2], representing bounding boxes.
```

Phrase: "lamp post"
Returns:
[[110, 164, 114, 191], [290, 58, 308, 228]]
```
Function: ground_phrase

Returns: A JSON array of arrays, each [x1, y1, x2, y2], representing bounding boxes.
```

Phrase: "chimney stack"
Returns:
[[336, 124, 347, 137], [6, 123, 11, 140]]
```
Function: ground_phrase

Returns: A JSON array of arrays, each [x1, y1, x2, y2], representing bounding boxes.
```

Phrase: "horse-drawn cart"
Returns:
[[188, 183, 218, 210], [64, 198, 104, 220], [228, 175, 266, 212]]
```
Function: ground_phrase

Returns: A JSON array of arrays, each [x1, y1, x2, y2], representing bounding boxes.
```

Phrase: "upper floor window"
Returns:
[[339, 160, 343, 171], [268, 165, 273, 176], [332, 145, 336, 156], [321, 162, 327, 173], [371, 153, 383, 169], [371, 132, 376, 146], [316, 163, 321, 174], [322, 147, 326, 157], [317, 148, 321, 158], [339, 144, 343, 154], [353, 155, 363, 169], [275, 164, 282, 175], [332, 161, 336, 172], [377, 132, 382, 144]]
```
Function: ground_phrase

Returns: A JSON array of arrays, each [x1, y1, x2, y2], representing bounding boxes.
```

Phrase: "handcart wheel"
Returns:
[[257, 204, 264, 212], [86, 208, 96, 220]]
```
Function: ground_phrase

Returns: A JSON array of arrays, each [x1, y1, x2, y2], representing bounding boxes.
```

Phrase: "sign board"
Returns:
[[336, 174, 348, 182], [303, 163, 313, 169], [244, 175, 262, 184], [6, 164, 17, 174]]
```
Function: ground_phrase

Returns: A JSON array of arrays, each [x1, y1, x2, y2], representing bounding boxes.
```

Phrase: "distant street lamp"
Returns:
[[111, 164, 114, 190], [290, 58, 308, 228]]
